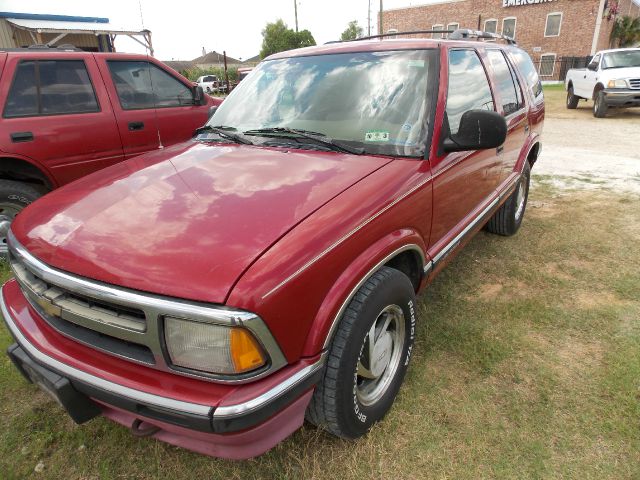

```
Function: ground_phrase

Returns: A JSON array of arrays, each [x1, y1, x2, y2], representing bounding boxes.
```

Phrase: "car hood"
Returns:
[[603, 66, 640, 79], [12, 142, 391, 303]]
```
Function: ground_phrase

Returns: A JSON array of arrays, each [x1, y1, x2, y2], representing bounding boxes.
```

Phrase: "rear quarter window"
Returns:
[[509, 48, 543, 102]]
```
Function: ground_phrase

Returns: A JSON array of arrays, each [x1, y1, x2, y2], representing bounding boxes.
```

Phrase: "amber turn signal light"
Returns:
[[230, 328, 267, 373]]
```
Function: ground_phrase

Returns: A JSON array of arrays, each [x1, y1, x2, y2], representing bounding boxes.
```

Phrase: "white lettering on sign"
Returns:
[[502, 0, 557, 7]]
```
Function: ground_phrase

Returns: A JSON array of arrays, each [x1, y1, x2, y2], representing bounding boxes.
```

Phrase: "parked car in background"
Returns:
[[2, 30, 543, 459], [0, 46, 221, 254], [196, 74, 219, 93], [565, 48, 640, 117]]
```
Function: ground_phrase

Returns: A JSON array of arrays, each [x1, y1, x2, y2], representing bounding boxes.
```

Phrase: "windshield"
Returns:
[[208, 49, 437, 157], [602, 50, 640, 69]]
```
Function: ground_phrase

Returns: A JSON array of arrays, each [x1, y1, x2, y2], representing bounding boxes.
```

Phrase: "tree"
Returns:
[[260, 19, 316, 59], [610, 15, 640, 48], [341, 20, 364, 41]]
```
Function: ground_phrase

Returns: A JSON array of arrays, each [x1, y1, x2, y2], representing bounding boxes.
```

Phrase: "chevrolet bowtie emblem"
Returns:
[[35, 296, 62, 317]]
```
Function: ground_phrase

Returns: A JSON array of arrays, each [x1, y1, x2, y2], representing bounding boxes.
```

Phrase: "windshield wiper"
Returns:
[[195, 125, 253, 145], [243, 127, 365, 155]]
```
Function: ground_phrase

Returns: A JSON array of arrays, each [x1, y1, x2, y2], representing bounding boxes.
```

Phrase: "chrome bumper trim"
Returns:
[[213, 351, 327, 418]]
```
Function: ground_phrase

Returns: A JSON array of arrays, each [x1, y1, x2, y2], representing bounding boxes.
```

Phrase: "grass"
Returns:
[[1, 184, 639, 479]]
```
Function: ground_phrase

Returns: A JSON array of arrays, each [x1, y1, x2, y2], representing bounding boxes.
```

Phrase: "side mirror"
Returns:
[[442, 110, 507, 153], [587, 62, 598, 71], [192, 85, 207, 106]]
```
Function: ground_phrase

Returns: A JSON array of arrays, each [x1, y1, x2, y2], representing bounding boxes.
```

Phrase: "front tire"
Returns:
[[485, 162, 530, 236], [0, 180, 43, 256], [306, 266, 417, 439], [566, 86, 579, 109], [593, 90, 608, 118]]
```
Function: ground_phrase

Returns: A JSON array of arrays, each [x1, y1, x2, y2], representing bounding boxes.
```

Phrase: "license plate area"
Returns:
[[7, 343, 101, 424]]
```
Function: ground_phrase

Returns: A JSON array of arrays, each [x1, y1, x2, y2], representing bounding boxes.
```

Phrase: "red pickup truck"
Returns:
[[2, 31, 544, 459], [0, 46, 220, 253]]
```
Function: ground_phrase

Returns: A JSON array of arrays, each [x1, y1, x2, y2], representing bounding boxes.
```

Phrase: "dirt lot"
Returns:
[[536, 86, 640, 193]]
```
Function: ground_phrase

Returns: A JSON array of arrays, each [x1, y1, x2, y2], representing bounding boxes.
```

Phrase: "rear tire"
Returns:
[[485, 162, 530, 237], [566, 86, 579, 109], [306, 266, 417, 439], [593, 90, 608, 118], [0, 180, 43, 256]]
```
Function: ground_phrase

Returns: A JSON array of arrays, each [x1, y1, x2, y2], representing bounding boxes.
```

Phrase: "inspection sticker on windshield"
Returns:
[[365, 130, 390, 142]]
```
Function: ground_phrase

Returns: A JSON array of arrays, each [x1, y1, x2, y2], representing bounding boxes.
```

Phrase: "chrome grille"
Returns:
[[12, 259, 147, 333], [7, 231, 288, 383], [630, 78, 640, 90]]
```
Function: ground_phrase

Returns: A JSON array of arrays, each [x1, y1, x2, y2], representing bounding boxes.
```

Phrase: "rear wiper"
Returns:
[[243, 127, 364, 155], [195, 125, 253, 145]]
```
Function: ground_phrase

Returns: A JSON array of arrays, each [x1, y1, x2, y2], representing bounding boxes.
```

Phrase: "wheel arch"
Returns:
[[301, 231, 428, 357], [0, 156, 55, 190], [515, 136, 542, 172], [592, 82, 605, 101]]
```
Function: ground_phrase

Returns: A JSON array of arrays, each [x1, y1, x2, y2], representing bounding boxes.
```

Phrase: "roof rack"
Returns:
[[449, 29, 517, 44], [26, 43, 82, 51], [327, 28, 516, 45]]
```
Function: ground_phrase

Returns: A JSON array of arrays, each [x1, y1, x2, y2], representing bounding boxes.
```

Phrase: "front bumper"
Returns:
[[1, 281, 324, 459], [603, 88, 640, 107]]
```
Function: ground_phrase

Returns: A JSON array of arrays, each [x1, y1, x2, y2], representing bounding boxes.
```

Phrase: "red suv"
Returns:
[[0, 46, 220, 253], [2, 31, 544, 459]]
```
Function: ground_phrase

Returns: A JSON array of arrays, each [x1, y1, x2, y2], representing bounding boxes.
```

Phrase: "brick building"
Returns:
[[381, 0, 640, 79]]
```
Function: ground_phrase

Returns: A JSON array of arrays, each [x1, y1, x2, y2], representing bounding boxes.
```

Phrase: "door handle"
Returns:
[[128, 121, 144, 131], [496, 145, 504, 154], [10, 131, 34, 143], [524, 124, 530, 133]]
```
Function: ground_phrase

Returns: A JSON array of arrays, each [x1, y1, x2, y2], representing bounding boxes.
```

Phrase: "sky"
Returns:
[[1, 0, 439, 61]]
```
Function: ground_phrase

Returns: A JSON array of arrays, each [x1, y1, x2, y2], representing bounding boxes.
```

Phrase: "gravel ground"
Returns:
[[534, 91, 640, 194]]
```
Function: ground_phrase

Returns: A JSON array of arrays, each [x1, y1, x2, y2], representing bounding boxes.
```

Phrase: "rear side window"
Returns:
[[487, 50, 524, 116], [108, 61, 193, 110], [446, 49, 494, 135], [510, 48, 543, 100], [4, 60, 98, 118]]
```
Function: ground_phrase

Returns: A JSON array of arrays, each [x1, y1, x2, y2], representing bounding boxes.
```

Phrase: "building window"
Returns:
[[539, 53, 556, 77], [502, 17, 517, 39], [545, 12, 562, 37], [447, 22, 459, 32], [484, 19, 498, 35], [432, 24, 445, 39]]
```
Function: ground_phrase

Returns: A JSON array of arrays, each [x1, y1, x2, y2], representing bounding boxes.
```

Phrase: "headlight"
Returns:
[[165, 317, 267, 375], [607, 79, 628, 88]]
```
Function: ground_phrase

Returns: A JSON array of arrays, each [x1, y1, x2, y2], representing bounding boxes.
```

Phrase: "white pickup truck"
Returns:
[[196, 75, 220, 93], [565, 48, 640, 117]]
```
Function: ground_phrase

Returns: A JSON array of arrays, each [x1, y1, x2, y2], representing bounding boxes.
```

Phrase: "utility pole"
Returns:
[[368, 0, 371, 36], [379, 0, 383, 34], [294, 0, 299, 32]]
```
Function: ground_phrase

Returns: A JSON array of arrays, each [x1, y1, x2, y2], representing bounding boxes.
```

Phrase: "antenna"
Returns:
[[138, 0, 145, 30]]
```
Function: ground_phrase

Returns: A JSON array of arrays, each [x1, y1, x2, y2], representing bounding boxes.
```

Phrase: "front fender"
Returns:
[[301, 230, 427, 356]]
